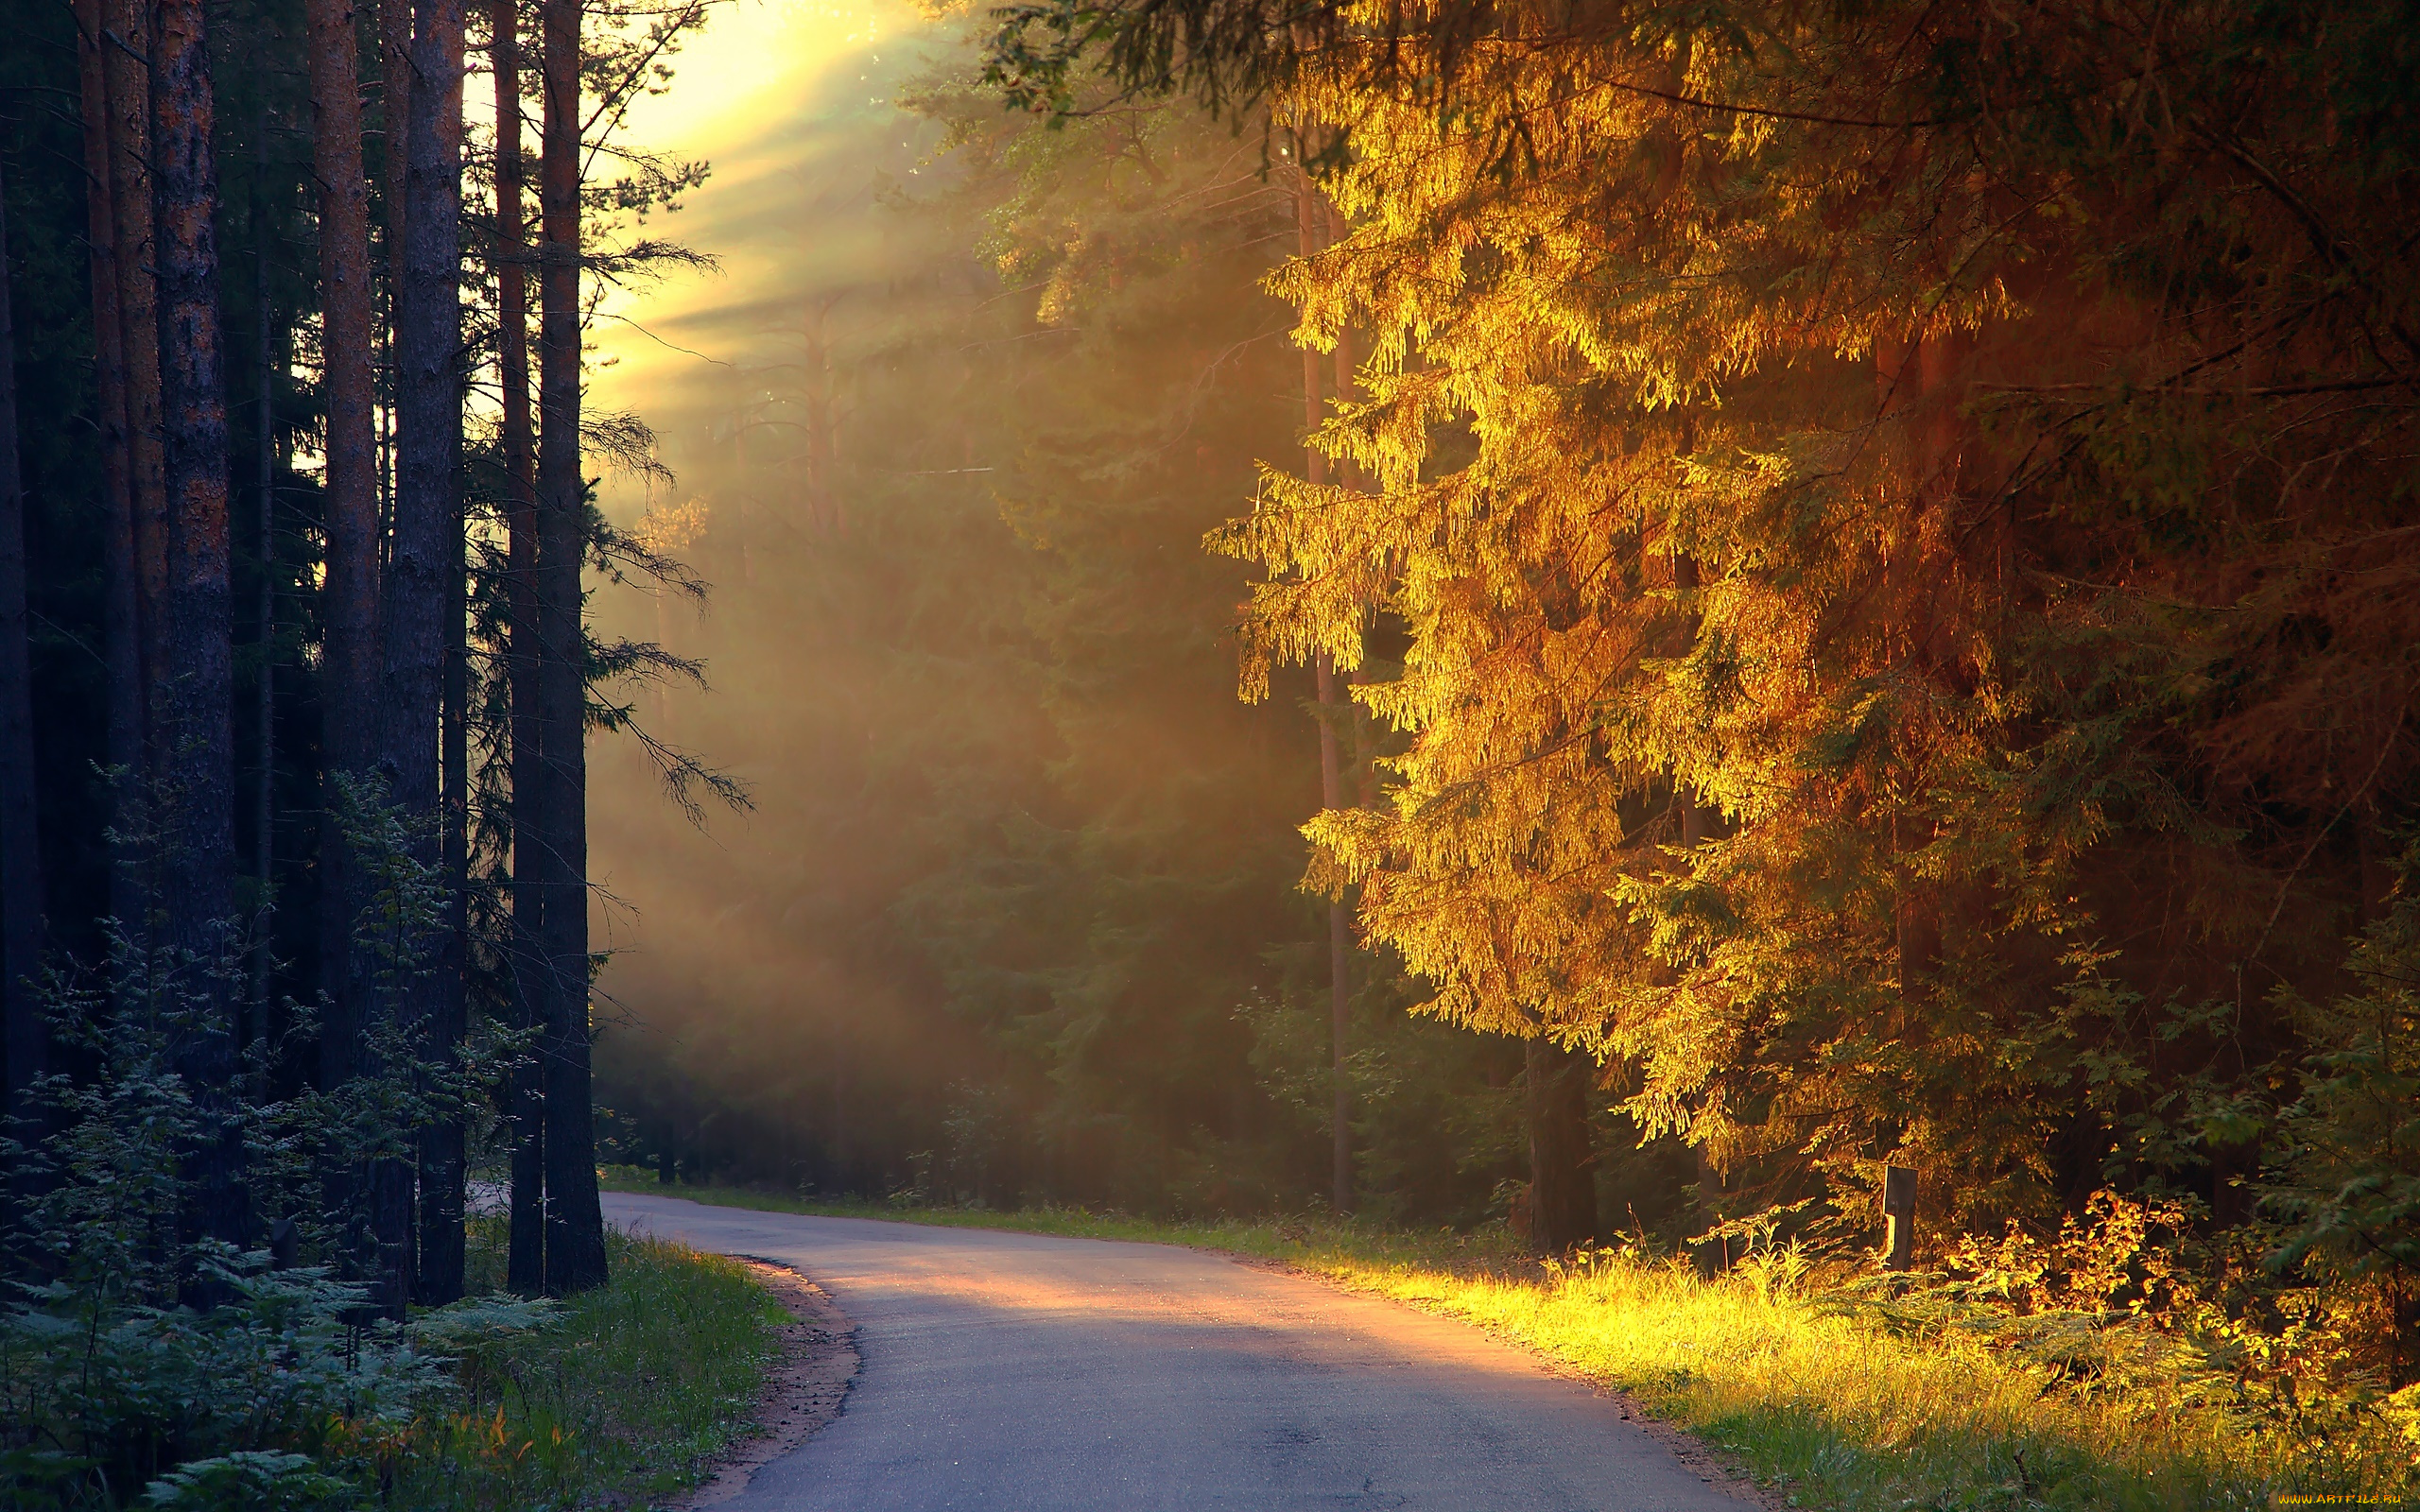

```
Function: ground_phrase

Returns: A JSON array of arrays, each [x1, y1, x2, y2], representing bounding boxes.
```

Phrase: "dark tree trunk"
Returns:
[[305, 0, 388, 1297], [538, 0, 606, 1294], [421, 485, 468, 1305], [493, 0, 547, 1297], [382, 0, 410, 248], [1315, 653, 1352, 1216], [152, 0, 247, 1254], [396, 0, 468, 1309], [1524, 1036, 1599, 1254], [106, 0, 167, 800], [73, 0, 146, 931], [0, 159, 46, 1168], [251, 111, 277, 1038], [306, 0, 381, 1088]]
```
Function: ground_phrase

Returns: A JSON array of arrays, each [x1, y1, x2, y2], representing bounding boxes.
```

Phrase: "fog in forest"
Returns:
[[577, 0, 1566, 1220]]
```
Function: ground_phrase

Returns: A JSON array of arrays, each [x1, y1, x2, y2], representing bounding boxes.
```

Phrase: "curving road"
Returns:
[[604, 1192, 1753, 1512]]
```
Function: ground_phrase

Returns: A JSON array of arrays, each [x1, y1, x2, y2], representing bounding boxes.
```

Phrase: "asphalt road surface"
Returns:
[[604, 1192, 1754, 1512]]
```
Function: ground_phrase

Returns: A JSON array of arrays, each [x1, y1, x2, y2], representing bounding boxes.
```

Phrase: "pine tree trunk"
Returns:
[[152, 0, 247, 1255], [396, 0, 468, 1309], [1315, 653, 1353, 1216], [427, 22, 478, 1288], [382, 0, 411, 248], [1294, 153, 1352, 1217], [251, 112, 278, 1038], [360, 0, 425, 1317], [306, 0, 390, 1308], [73, 0, 145, 931], [538, 0, 607, 1294], [493, 0, 548, 1297], [106, 0, 167, 799], [1524, 1036, 1598, 1253], [0, 159, 46, 1164], [306, 0, 380, 1092], [421, 505, 468, 1303]]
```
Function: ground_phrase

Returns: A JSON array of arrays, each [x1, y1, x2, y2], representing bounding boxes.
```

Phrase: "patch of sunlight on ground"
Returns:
[[599, 1176, 2411, 1512]]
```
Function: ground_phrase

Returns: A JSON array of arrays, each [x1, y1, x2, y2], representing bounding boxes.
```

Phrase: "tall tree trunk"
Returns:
[[152, 0, 246, 1254], [1524, 1036, 1599, 1253], [493, 0, 546, 1297], [396, 0, 469, 1309], [422, 485, 468, 1304], [377, 0, 407, 562], [0, 159, 46, 1172], [424, 514, 468, 1303], [382, 0, 410, 246], [1295, 155, 1351, 1216], [307, 0, 381, 1091], [74, 0, 145, 931], [251, 110, 277, 1038], [306, 0, 387, 1304], [1315, 652, 1353, 1216], [106, 0, 167, 805], [538, 0, 607, 1293]]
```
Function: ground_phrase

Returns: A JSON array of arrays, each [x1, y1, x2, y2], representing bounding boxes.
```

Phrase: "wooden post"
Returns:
[[1881, 1164, 1917, 1271]]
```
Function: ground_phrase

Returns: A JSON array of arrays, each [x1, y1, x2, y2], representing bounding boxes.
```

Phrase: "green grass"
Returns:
[[604, 1173, 2416, 1512], [385, 1219, 786, 1510]]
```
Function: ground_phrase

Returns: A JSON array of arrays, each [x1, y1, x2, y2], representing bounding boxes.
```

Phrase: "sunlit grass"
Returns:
[[390, 1218, 785, 1510], [603, 1174, 2411, 1512]]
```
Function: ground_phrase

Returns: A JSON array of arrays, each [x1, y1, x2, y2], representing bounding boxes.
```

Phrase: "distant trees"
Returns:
[[587, 59, 1548, 1228], [0, 0, 716, 1315]]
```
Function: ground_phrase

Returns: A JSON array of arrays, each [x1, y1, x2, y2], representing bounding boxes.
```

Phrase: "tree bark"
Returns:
[[251, 108, 278, 1038], [152, 0, 246, 1254], [106, 0, 167, 798], [395, 0, 468, 1309], [1295, 155, 1352, 1216], [304, 0, 389, 1306], [538, 0, 607, 1294], [493, 0, 547, 1297], [73, 0, 146, 931], [422, 456, 468, 1305], [1524, 1036, 1599, 1253], [382, 0, 411, 248], [0, 158, 46, 1167], [1315, 652, 1353, 1216], [307, 0, 381, 1090]]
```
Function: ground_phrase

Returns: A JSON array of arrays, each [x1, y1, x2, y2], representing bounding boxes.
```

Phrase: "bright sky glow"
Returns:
[[586, 0, 936, 513]]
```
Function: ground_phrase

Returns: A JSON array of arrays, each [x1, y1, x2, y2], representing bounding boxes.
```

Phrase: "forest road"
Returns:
[[603, 1192, 1756, 1512]]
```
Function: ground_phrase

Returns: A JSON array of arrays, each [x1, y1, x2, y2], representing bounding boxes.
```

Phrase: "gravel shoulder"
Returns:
[[677, 1260, 859, 1508]]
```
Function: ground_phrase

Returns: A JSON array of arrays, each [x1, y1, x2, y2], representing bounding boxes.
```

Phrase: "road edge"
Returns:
[[674, 1257, 861, 1509]]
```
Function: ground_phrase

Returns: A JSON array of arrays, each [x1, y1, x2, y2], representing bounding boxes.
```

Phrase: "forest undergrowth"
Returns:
[[412, 1218, 781, 1511], [1, 1216, 779, 1510], [605, 1176, 2416, 1512]]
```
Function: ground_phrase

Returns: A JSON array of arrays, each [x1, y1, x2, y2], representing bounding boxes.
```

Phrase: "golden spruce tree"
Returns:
[[1212, 0, 2420, 1263]]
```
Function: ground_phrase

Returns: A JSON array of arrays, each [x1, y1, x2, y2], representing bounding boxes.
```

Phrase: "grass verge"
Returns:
[[389, 1219, 784, 1510], [602, 1173, 2414, 1512]]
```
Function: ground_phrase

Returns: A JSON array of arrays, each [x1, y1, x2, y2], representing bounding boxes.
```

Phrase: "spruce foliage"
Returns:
[[1185, 0, 2419, 1384]]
